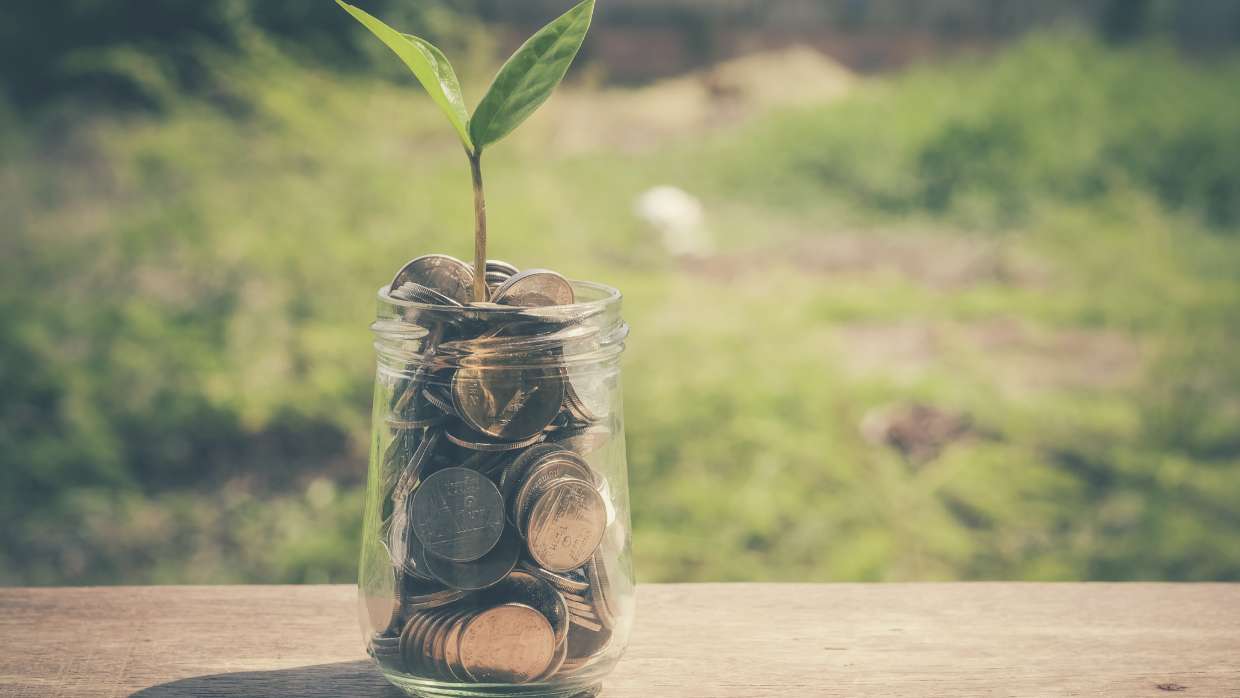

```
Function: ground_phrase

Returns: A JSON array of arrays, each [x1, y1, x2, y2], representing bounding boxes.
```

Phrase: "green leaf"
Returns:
[[469, 0, 595, 151], [336, 0, 473, 150]]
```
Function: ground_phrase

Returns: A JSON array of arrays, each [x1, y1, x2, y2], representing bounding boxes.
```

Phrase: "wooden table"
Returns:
[[1, 584, 1238, 697]]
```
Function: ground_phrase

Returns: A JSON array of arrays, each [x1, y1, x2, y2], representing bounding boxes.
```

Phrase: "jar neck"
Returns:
[[371, 281, 627, 377]]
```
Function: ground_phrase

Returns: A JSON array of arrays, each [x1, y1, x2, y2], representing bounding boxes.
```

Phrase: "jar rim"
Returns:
[[374, 279, 622, 316]]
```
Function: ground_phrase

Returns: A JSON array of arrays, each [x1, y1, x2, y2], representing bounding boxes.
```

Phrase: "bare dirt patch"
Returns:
[[687, 231, 1051, 290], [834, 318, 1144, 395]]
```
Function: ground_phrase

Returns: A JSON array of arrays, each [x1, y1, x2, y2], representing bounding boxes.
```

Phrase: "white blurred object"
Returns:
[[634, 186, 713, 258]]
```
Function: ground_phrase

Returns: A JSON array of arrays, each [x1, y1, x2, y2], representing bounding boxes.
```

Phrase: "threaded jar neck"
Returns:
[[372, 280, 627, 376]]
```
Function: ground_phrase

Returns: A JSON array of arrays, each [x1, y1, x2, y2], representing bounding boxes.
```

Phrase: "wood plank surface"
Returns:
[[1, 584, 1238, 697]]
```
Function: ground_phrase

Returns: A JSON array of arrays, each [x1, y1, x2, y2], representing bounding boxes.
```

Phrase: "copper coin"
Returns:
[[390, 254, 474, 305], [432, 608, 473, 679], [410, 467, 504, 563], [458, 603, 555, 683], [568, 614, 603, 632], [524, 477, 607, 573], [532, 631, 569, 683], [484, 569, 570, 648], [442, 613, 472, 682], [422, 607, 465, 678]]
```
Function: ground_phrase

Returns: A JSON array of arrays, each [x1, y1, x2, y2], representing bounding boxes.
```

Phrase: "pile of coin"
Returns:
[[367, 254, 621, 684]]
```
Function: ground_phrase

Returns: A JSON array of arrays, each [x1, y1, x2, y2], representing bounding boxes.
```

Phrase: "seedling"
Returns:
[[337, 0, 595, 302]]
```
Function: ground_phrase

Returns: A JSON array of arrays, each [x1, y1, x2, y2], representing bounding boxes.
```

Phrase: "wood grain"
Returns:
[[1, 584, 1238, 697]]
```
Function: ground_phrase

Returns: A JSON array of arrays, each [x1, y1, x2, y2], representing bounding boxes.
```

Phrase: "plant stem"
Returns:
[[468, 150, 488, 303]]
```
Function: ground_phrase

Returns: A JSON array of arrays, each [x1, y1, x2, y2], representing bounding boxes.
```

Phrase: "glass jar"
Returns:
[[359, 279, 634, 698]]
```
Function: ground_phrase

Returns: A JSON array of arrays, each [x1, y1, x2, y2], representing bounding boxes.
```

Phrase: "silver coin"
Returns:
[[500, 444, 569, 494], [421, 385, 458, 418], [512, 452, 593, 533], [564, 368, 611, 423], [391, 428, 441, 508], [445, 420, 544, 453], [390, 280, 462, 307], [390, 254, 475, 305], [517, 560, 591, 594], [486, 259, 520, 277], [424, 524, 521, 591], [451, 366, 566, 442], [410, 467, 505, 563], [585, 549, 617, 630], [492, 269, 575, 308], [524, 477, 607, 573]]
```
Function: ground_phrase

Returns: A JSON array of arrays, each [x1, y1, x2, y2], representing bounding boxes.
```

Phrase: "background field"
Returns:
[[3, 1, 1239, 585]]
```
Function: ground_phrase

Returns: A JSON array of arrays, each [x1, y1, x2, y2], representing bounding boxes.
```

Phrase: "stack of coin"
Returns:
[[368, 254, 622, 684]]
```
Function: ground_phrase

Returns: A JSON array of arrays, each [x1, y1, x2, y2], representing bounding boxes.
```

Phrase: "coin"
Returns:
[[421, 607, 462, 677], [390, 280, 461, 307], [401, 578, 468, 612], [452, 366, 566, 441], [391, 427, 441, 508], [585, 549, 617, 630], [458, 603, 556, 683], [492, 269, 575, 308], [421, 385, 458, 417], [568, 614, 603, 632], [390, 254, 475, 305], [424, 525, 521, 591], [441, 613, 471, 681], [517, 560, 591, 594], [524, 477, 607, 573], [484, 569, 570, 647], [411, 467, 505, 563], [431, 608, 473, 679], [500, 444, 572, 506], [533, 630, 569, 682], [486, 260, 520, 277], [445, 419, 544, 453], [566, 623, 613, 660], [511, 452, 593, 532], [564, 597, 595, 615], [564, 369, 611, 424]]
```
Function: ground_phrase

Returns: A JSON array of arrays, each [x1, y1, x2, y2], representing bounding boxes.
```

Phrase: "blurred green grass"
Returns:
[[2, 33, 1238, 584]]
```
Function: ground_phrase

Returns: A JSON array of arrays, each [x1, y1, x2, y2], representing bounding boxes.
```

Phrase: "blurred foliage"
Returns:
[[2, 31, 1238, 584], [0, 0, 473, 109]]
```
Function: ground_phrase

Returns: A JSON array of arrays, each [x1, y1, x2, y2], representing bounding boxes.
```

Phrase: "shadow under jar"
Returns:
[[360, 281, 634, 698]]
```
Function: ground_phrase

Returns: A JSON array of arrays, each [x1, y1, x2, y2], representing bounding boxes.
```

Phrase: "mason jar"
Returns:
[[358, 274, 634, 698]]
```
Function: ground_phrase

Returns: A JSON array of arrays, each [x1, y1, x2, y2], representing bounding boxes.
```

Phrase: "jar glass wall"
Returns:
[[359, 281, 634, 698]]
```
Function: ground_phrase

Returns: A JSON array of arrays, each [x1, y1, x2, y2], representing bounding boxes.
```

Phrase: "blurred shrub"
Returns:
[[717, 35, 1240, 230], [0, 0, 457, 110]]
